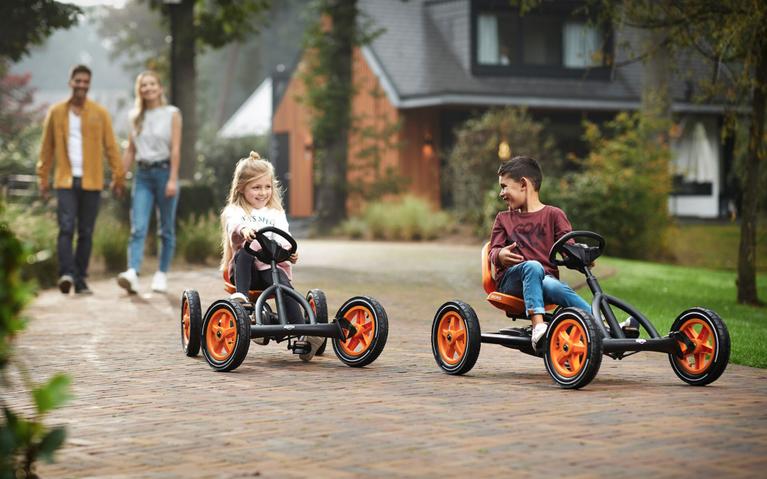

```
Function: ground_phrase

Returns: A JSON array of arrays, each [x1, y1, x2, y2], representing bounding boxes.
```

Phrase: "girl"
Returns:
[[221, 151, 300, 309], [117, 70, 182, 294]]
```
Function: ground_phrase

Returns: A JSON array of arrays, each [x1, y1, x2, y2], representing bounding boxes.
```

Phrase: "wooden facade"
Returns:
[[272, 48, 442, 218]]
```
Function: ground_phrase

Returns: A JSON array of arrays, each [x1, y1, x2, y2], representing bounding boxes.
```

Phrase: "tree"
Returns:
[[0, 0, 80, 63], [592, 0, 765, 304]]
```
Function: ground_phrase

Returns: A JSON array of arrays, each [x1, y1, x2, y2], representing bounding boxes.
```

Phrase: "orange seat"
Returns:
[[223, 270, 262, 302], [481, 243, 557, 317]]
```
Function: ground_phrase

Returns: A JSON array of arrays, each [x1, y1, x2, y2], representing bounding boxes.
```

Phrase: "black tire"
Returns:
[[306, 289, 328, 356], [431, 301, 481, 375], [181, 290, 202, 357], [332, 296, 388, 367], [543, 307, 603, 389], [668, 307, 730, 386], [201, 300, 251, 372]]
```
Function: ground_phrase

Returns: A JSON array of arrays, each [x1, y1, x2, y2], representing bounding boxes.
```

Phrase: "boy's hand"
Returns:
[[289, 252, 299, 264], [498, 242, 524, 267]]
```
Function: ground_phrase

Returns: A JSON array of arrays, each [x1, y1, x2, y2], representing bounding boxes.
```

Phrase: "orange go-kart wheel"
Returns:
[[332, 296, 388, 367], [543, 308, 602, 389], [201, 299, 251, 372], [306, 289, 328, 356], [431, 301, 481, 375], [669, 308, 730, 386], [181, 290, 202, 357]]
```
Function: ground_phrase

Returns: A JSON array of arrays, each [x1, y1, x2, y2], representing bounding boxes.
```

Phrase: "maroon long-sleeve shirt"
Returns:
[[488, 205, 573, 279]]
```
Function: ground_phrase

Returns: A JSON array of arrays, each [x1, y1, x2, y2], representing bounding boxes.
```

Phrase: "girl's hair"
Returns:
[[130, 70, 167, 135], [220, 151, 284, 271]]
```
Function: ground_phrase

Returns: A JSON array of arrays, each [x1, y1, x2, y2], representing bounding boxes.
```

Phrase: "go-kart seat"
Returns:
[[223, 269, 262, 302], [481, 243, 557, 317]]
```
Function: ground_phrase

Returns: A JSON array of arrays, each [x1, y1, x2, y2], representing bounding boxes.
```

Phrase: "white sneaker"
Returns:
[[151, 271, 167, 293], [229, 292, 248, 303], [117, 269, 139, 295], [531, 323, 548, 351], [299, 336, 325, 362]]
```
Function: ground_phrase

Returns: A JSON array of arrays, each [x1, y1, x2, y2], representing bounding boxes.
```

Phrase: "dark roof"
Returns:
[[361, 0, 722, 112]]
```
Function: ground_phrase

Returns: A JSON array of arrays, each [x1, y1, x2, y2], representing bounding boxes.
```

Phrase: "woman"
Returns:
[[117, 71, 182, 294]]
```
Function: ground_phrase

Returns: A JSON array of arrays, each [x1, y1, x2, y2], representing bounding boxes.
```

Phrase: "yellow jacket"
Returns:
[[37, 98, 125, 191]]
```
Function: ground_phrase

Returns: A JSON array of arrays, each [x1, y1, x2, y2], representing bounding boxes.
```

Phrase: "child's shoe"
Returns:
[[117, 269, 139, 295], [229, 292, 248, 303], [531, 323, 548, 351], [620, 317, 640, 338], [299, 336, 325, 362], [151, 271, 167, 293]]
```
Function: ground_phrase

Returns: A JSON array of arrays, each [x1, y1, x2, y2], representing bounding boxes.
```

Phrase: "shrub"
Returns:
[[0, 204, 58, 289], [176, 213, 221, 264], [446, 106, 560, 228], [1, 210, 71, 477], [339, 195, 453, 241], [92, 212, 130, 273], [545, 112, 672, 260]]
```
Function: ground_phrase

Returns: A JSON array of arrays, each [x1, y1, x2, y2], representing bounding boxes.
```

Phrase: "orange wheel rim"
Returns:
[[205, 309, 238, 362], [675, 318, 715, 374], [309, 297, 316, 314], [436, 311, 467, 366], [339, 305, 375, 357], [549, 319, 588, 378], [182, 301, 191, 346]]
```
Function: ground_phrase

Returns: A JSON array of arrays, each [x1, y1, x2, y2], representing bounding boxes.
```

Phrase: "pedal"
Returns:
[[291, 340, 310, 355], [498, 327, 528, 337], [252, 337, 269, 346]]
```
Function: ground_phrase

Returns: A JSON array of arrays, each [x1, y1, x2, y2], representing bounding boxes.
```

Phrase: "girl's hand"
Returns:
[[241, 227, 257, 241], [165, 178, 178, 197], [289, 252, 298, 264]]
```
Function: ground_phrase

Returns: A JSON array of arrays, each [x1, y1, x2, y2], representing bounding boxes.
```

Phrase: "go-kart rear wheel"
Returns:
[[202, 300, 251, 372], [181, 290, 202, 357], [332, 296, 388, 367], [544, 308, 603, 389], [431, 301, 481, 375], [668, 308, 730, 386], [306, 289, 328, 356]]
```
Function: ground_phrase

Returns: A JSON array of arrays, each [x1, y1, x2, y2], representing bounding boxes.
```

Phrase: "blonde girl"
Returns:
[[220, 152, 302, 308], [117, 70, 182, 295]]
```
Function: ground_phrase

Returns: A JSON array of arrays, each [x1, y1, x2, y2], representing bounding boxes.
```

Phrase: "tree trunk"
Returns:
[[314, 0, 356, 232], [169, 0, 196, 181], [640, 27, 671, 127], [737, 48, 766, 305]]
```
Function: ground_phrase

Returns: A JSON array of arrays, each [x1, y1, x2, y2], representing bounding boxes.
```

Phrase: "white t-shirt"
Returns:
[[67, 110, 83, 177], [222, 204, 293, 279], [132, 105, 179, 162]]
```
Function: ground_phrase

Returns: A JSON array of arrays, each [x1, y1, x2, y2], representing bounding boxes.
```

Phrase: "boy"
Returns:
[[488, 156, 591, 350]]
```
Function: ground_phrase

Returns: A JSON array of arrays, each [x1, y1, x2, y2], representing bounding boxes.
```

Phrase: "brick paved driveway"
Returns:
[[7, 240, 767, 478]]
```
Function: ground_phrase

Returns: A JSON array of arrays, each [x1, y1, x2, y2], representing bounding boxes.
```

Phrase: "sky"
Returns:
[[66, 0, 128, 7]]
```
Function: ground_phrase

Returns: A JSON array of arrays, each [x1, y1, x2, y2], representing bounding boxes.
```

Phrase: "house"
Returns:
[[271, 0, 734, 219]]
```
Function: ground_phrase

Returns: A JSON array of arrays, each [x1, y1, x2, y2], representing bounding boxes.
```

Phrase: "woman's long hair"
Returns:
[[220, 151, 284, 271], [130, 70, 167, 135]]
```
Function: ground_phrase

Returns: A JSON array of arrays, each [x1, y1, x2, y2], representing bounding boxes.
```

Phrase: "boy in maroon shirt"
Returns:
[[488, 156, 592, 350]]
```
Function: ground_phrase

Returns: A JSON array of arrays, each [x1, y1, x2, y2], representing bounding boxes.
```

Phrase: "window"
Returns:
[[471, 1, 611, 78]]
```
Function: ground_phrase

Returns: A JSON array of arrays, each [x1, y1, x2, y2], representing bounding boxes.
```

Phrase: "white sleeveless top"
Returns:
[[132, 105, 179, 162]]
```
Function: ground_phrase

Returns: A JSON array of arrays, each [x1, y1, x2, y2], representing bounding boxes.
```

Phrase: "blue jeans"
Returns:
[[496, 260, 591, 317], [127, 167, 179, 273]]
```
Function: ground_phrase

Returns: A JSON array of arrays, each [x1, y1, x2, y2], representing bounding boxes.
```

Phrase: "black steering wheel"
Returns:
[[243, 226, 297, 264], [548, 231, 605, 272]]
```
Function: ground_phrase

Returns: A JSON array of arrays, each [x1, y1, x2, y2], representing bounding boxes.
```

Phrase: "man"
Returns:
[[37, 64, 125, 295]]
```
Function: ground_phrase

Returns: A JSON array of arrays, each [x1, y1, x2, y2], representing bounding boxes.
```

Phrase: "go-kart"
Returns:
[[431, 231, 730, 389], [180, 226, 389, 372]]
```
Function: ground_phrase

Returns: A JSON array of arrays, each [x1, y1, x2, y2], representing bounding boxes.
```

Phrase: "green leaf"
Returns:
[[32, 374, 72, 415], [37, 426, 66, 463]]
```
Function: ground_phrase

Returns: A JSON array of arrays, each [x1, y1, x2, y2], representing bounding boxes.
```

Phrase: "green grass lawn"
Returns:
[[667, 220, 767, 272], [582, 257, 767, 369]]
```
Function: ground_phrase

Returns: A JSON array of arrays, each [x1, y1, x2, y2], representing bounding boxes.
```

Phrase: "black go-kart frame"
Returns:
[[181, 226, 388, 372]]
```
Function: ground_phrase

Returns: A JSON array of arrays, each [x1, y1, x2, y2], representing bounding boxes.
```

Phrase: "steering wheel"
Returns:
[[548, 231, 605, 272], [243, 226, 297, 264]]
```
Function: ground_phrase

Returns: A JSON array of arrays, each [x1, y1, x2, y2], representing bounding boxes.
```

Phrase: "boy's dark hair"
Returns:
[[70, 64, 92, 79], [497, 155, 543, 191]]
